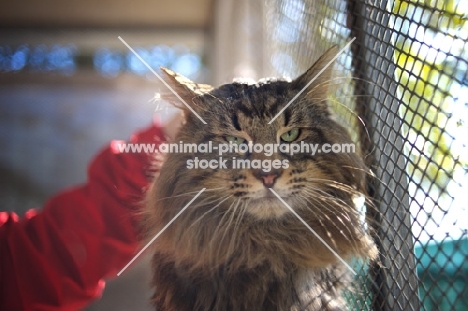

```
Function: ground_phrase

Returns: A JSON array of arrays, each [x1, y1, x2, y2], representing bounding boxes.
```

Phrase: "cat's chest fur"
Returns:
[[151, 253, 349, 311]]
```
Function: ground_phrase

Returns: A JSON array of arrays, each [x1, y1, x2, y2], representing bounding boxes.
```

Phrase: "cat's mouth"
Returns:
[[249, 196, 278, 203], [259, 188, 277, 198], [242, 186, 287, 199], [242, 192, 293, 218], [247, 198, 289, 218]]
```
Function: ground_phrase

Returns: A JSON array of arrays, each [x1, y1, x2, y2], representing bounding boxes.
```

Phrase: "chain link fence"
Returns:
[[264, 0, 468, 310]]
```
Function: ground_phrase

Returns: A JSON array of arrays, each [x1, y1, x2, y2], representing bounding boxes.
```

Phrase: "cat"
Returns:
[[143, 46, 378, 311]]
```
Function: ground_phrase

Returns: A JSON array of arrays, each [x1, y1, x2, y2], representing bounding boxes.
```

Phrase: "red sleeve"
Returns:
[[0, 125, 164, 311]]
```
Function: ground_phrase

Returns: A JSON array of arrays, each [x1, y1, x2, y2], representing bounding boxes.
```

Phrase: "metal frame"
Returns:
[[348, 0, 421, 310]]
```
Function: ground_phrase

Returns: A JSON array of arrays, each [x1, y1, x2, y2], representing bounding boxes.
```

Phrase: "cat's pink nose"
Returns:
[[261, 174, 278, 188]]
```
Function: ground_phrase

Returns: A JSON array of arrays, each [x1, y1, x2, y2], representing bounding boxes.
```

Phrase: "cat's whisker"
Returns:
[[302, 184, 365, 224], [305, 177, 358, 186], [303, 195, 377, 262], [299, 186, 366, 252], [154, 187, 225, 203], [296, 187, 382, 295], [304, 175, 393, 228], [190, 192, 229, 207], [298, 191, 347, 220], [340, 165, 393, 194], [303, 176, 374, 206], [327, 96, 372, 148], [298, 188, 356, 237], [215, 199, 241, 264], [207, 199, 237, 265], [300, 185, 358, 216], [184, 196, 225, 212], [296, 195, 341, 249], [225, 199, 249, 267], [305, 178, 363, 197], [296, 186, 360, 238], [188, 194, 233, 229], [297, 191, 374, 281], [298, 197, 349, 247]]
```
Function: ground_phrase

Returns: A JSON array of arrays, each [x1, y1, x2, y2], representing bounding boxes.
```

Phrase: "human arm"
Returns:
[[0, 124, 165, 311]]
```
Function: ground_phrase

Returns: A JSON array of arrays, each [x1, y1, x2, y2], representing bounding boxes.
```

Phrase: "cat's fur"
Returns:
[[143, 46, 378, 311]]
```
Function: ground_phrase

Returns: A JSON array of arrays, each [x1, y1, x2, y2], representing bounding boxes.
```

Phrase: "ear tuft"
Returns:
[[160, 67, 213, 112], [160, 67, 213, 96], [291, 46, 339, 101]]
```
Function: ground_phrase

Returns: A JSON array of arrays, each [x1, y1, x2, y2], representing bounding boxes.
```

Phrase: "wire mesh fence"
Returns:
[[263, 0, 468, 310]]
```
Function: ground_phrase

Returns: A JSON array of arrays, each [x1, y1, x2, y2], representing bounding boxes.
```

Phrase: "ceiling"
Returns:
[[0, 0, 213, 29]]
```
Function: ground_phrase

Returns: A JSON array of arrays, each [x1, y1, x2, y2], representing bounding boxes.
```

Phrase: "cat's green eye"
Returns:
[[226, 136, 246, 145], [280, 128, 300, 142]]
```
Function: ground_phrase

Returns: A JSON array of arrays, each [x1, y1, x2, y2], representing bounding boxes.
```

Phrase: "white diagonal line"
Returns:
[[118, 36, 207, 125], [117, 188, 206, 276], [268, 188, 356, 275], [268, 37, 356, 124]]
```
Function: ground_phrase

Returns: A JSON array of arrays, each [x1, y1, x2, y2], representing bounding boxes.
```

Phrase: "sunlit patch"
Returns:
[[353, 195, 368, 229]]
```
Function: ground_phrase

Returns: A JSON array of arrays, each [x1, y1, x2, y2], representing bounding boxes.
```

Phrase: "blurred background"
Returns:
[[0, 1, 211, 310], [1, 0, 467, 310]]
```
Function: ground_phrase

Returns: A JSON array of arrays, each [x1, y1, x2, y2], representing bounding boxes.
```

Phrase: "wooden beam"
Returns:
[[0, 0, 213, 28]]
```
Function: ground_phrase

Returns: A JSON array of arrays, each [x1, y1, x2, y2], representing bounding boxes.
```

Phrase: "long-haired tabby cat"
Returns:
[[143, 46, 378, 311]]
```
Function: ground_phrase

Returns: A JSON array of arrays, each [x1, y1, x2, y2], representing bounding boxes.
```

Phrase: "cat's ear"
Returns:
[[160, 67, 213, 111], [291, 46, 338, 102]]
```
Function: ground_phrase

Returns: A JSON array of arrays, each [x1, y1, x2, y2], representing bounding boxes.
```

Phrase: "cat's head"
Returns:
[[152, 47, 366, 218], [145, 47, 376, 269]]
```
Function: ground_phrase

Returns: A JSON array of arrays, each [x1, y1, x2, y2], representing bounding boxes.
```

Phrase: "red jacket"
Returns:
[[0, 125, 163, 310]]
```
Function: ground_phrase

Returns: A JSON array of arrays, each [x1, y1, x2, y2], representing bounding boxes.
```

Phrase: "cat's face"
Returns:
[[145, 47, 376, 274], [153, 47, 366, 220]]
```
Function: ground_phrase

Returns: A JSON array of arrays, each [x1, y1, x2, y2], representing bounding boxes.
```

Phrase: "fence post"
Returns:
[[347, 0, 421, 310]]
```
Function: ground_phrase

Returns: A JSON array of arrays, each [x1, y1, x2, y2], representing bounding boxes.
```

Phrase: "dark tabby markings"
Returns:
[[232, 113, 242, 131]]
